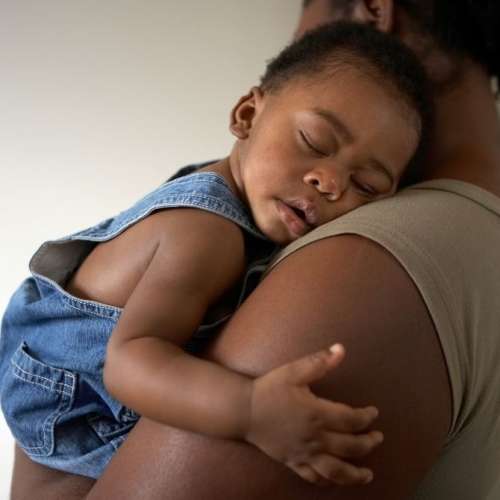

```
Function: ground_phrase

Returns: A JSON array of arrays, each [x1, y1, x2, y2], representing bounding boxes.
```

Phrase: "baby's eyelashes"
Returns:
[[349, 177, 378, 198]]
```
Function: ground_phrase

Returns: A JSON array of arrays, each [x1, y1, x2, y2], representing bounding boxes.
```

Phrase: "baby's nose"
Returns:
[[303, 168, 344, 200]]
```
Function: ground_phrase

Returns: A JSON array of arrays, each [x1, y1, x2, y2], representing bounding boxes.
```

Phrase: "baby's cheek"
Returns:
[[327, 197, 369, 223]]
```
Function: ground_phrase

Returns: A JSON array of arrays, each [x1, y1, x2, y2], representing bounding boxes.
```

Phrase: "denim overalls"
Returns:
[[0, 169, 275, 478]]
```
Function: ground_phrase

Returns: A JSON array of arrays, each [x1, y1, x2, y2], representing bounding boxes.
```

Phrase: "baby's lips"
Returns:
[[287, 197, 319, 227]]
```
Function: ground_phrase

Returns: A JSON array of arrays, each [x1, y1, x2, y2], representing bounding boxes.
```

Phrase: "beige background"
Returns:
[[1, 2, 499, 498], [0, 0, 301, 496]]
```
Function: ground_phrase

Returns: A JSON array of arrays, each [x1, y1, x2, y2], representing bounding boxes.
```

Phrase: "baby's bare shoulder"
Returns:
[[67, 208, 245, 308]]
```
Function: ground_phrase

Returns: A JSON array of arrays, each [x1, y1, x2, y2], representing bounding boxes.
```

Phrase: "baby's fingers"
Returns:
[[289, 463, 330, 486], [318, 399, 379, 433], [279, 344, 346, 386], [323, 430, 384, 459], [310, 455, 374, 486]]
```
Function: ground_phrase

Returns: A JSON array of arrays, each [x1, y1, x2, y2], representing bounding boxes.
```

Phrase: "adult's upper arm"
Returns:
[[87, 234, 452, 500]]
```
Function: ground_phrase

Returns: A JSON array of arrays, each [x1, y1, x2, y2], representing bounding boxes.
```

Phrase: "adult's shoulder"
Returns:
[[271, 178, 500, 342], [269, 178, 500, 442], [200, 190, 454, 498]]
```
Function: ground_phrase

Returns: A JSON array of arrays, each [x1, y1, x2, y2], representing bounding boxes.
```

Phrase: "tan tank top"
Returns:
[[269, 179, 500, 500]]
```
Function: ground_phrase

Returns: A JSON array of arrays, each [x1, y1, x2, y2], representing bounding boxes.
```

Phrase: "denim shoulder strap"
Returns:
[[29, 172, 267, 283], [68, 172, 265, 242]]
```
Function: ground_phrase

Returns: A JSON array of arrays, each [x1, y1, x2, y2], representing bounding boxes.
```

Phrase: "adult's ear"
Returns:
[[350, 0, 395, 33], [229, 86, 264, 139]]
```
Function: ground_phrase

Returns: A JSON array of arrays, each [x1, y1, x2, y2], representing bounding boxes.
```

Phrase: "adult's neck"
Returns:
[[422, 62, 500, 194]]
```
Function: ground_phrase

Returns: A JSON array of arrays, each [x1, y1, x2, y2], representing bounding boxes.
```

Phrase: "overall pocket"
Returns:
[[0, 342, 76, 457]]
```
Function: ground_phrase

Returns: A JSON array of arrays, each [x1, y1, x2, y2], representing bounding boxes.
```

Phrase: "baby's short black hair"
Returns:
[[260, 22, 433, 187]]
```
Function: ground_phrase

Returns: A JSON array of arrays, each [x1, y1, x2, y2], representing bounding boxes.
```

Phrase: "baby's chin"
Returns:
[[262, 227, 313, 246]]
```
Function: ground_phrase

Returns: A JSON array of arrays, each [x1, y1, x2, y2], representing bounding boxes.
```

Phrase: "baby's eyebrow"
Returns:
[[311, 107, 354, 144]]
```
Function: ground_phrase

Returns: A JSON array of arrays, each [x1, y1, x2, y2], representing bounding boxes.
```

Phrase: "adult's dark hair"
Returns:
[[260, 21, 433, 187], [315, 0, 500, 79], [399, 0, 500, 79]]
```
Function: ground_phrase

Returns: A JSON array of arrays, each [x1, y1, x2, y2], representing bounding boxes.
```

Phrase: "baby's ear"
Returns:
[[229, 86, 264, 139]]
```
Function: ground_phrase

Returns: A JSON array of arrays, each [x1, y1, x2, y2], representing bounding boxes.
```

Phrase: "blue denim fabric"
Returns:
[[0, 169, 273, 479]]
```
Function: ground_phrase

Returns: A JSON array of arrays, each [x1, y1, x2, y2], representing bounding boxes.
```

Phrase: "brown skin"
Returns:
[[93, 53, 419, 485], [10, 25, 426, 494], [9, 0, 500, 498], [78, 189, 381, 485], [228, 76, 418, 245], [11, 235, 449, 500], [37, 31, 417, 488]]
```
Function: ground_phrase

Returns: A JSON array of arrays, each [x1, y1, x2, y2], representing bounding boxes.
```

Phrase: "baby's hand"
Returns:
[[245, 344, 383, 486]]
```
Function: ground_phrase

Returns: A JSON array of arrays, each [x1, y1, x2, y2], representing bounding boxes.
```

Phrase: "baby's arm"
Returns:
[[104, 208, 251, 437], [103, 208, 382, 485]]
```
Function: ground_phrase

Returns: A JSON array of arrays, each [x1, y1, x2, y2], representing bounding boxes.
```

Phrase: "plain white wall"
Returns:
[[0, 1, 301, 497]]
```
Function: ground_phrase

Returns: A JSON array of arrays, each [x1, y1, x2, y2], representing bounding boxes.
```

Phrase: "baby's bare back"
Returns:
[[66, 212, 166, 308]]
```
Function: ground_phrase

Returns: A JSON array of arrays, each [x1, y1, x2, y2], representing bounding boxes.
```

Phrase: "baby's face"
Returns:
[[232, 68, 420, 245]]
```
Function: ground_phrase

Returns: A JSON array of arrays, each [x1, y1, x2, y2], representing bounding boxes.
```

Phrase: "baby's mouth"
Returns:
[[275, 200, 311, 239], [290, 205, 307, 222], [285, 198, 319, 227], [275, 196, 324, 241]]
